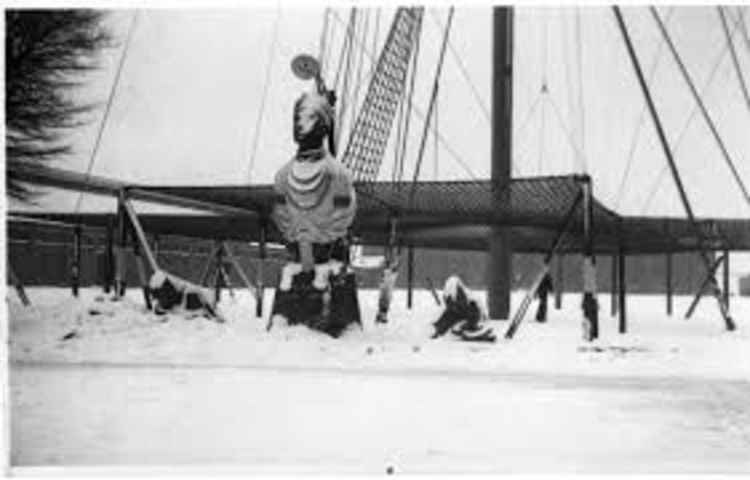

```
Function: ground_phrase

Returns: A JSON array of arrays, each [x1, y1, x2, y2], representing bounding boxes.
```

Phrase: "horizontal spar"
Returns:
[[10, 164, 260, 218]]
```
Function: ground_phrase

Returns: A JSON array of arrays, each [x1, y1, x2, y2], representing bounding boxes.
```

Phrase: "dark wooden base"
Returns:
[[271, 269, 361, 338]]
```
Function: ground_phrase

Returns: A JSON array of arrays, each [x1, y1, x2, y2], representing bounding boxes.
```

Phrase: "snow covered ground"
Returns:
[[7, 286, 750, 472]]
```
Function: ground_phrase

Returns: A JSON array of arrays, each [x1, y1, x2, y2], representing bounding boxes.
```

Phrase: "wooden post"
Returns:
[[488, 6, 514, 320], [8, 263, 30, 306], [723, 249, 730, 311], [215, 241, 225, 304], [256, 223, 267, 318], [666, 253, 673, 316], [407, 245, 414, 309], [610, 254, 618, 316], [71, 224, 81, 297], [581, 176, 599, 341], [104, 216, 114, 294], [114, 192, 128, 298], [554, 255, 563, 309], [618, 248, 626, 334]]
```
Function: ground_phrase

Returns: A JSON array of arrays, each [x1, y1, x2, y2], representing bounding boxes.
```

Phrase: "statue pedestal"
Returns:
[[270, 262, 361, 337]]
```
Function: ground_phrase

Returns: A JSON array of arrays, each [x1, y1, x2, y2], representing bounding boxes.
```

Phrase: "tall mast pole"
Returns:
[[488, 6, 514, 319]]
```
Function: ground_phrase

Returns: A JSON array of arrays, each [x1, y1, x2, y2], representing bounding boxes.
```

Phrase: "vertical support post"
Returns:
[[114, 191, 128, 299], [723, 249, 730, 311], [71, 224, 81, 298], [554, 255, 563, 309], [104, 216, 114, 294], [581, 176, 599, 341], [488, 6, 514, 320], [131, 228, 152, 311], [666, 252, 673, 316], [256, 222, 267, 318], [610, 253, 618, 316], [407, 245, 414, 309], [618, 247, 626, 334], [215, 241, 225, 304]]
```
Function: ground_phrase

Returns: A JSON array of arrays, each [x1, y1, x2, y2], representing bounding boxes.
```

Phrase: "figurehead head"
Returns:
[[293, 90, 334, 152]]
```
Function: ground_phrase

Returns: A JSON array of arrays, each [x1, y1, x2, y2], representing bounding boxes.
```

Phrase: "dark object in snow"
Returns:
[[535, 273, 553, 322], [271, 263, 360, 338], [88, 308, 101, 316], [386, 465, 395, 475], [60, 330, 77, 341], [366, 346, 374, 355], [432, 276, 495, 342], [148, 270, 221, 321]]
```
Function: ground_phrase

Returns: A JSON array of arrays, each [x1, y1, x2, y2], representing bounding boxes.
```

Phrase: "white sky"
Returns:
[[8, 6, 750, 225]]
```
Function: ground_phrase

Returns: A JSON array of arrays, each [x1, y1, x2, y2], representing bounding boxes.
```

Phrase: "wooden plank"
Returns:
[[8, 264, 30, 306], [121, 196, 158, 272]]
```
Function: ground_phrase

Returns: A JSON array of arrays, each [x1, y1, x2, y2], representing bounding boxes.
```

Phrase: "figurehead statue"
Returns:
[[269, 55, 359, 337]]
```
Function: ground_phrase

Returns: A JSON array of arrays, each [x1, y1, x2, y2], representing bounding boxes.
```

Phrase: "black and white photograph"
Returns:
[[4, 1, 750, 474]]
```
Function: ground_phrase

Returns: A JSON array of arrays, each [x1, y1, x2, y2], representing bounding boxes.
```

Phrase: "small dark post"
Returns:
[[115, 192, 128, 298], [618, 248, 627, 334], [666, 253, 673, 316], [104, 216, 114, 293], [610, 254, 618, 316], [256, 222, 267, 318], [215, 241, 225, 304], [407, 245, 414, 309], [71, 224, 82, 297], [554, 255, 563, 309], [580, 176, 599, 341], [723, 249, 730, 311]]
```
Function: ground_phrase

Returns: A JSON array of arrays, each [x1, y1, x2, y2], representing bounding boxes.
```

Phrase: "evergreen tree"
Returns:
[[6, 10, 112, 201]]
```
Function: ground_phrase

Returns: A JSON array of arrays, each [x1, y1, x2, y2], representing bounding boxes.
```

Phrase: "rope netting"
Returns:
[[341, 7, 423, 182]]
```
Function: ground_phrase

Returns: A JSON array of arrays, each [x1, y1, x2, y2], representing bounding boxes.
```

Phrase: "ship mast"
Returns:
[[488, 6, 514, 319]]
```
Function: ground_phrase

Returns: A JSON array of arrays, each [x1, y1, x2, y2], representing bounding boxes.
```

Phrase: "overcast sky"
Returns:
[[10, 5, 750, 223]]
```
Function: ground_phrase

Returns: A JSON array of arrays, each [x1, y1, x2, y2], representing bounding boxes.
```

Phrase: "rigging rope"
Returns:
[[575, 7, 586, 172], [640, 10, 747, 214], [396, 16, 422, 183], [737, 7, 750, 56], [411, 7, 454, 197], [247, 7, 281, 181], [614, 6, 676, 209], [652, 7, 750, 206], [335, 8, 358, 151], [539, 9, 549, 175], [429, 9, 491, 126], [340, 8, 423, 181], [546, 92, 589, 172], [319, 8, 330, 71], [330, 8, 479, 182], [74, 10, 139, 213], [718, 6, 750, 110]]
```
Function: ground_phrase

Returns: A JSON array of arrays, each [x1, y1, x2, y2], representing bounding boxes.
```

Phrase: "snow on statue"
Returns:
[[269, 87, 361, 337], [432, 276, 496, 342]]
